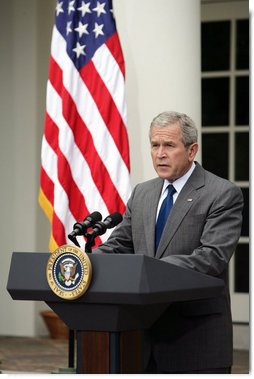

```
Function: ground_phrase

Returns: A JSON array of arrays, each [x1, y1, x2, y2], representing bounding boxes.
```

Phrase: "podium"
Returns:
[[7, 252, 224, 373]]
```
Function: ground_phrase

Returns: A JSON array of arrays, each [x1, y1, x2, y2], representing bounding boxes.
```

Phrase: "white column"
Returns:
[[114, 0, 201, 184]]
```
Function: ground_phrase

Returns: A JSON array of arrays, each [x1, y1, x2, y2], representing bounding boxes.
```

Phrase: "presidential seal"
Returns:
[[46, 244, 92, 300]]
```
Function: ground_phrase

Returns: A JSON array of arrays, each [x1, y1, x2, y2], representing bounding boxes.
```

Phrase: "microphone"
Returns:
[[87, 212, 123, 238], [68, 211, 102, 242]]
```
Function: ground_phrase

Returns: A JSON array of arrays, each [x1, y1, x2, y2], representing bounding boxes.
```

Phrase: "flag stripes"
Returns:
[[50, 26, 130, 197], [48, 58, 126, 214]]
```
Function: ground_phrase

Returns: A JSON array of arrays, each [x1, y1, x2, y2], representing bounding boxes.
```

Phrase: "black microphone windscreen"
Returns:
[[105, 212, 123, 227], [87, 211, 102, 222]]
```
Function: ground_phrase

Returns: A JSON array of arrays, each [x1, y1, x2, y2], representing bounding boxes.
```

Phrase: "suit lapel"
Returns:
[[155, 163, 205, 259], [143, 179, 163, 257]]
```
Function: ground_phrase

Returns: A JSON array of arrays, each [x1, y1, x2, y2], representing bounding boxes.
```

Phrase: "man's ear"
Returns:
[[189, 143, 199, 160]]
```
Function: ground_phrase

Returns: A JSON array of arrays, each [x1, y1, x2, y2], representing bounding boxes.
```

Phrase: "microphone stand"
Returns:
[[68, 231, 96, 254], [84, 234, 96, 254]]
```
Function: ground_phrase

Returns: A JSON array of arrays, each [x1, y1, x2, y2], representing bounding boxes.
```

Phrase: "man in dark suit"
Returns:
[[94, 111, 243, 373]]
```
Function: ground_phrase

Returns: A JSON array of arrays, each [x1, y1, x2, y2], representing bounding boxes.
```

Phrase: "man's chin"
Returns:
[[157, 171, 171, 180]]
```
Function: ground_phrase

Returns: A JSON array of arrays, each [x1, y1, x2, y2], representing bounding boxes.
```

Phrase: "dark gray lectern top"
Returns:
[[7, 252, 224, 331]]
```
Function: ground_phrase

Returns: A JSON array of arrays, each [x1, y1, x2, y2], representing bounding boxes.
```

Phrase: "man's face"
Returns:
[[150, 123, 198, 182]]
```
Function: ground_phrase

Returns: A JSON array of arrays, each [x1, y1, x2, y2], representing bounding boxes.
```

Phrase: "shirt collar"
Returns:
[[162, 161, 196, 195]]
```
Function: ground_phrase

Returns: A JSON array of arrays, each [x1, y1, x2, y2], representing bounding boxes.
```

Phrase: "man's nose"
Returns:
[[157, 145, 166, 157]]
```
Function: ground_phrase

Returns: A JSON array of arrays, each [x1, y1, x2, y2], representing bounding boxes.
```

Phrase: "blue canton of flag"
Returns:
[[56, 0, 116, 70]]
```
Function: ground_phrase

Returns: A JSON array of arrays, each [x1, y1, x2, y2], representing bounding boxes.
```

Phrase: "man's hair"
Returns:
[[149, 111, 198, 147]]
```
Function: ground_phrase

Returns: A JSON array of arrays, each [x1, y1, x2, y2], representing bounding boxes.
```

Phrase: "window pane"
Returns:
[[240, 188, 249, 237], [202, 78, 230, 126], [235, 132, 249, 181], [202, 21, 230, 71], [235, 76, 249, 125], [202, 133, 228, 179], [236, 19, 249, 70], [234, 243, 249, 293]]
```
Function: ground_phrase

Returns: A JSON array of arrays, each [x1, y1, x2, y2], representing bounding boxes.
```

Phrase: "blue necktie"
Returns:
[[155, 185, 176, 250]]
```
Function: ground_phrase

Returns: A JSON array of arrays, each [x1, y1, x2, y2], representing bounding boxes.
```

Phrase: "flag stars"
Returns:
[[68, 0, 75, 14], [66, 21, 72, 35], [78, 1, 92, 17], [93, 22, 104, 38], [55, 0, 113, 63], [56, 1, 64, 16], [75, 21, 89, 37], [72, 41, 86, 58], [92, 2, 106, 17]]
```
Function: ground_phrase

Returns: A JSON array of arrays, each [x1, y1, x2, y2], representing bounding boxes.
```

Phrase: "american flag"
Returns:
[[39, 0, 131, 251]]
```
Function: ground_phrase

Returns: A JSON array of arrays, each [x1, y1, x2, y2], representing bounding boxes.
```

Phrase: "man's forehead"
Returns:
[[151, 124, 182, 139]]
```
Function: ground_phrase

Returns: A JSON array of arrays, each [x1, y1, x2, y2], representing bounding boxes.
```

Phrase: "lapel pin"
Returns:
[[187, 198, 193, 202]]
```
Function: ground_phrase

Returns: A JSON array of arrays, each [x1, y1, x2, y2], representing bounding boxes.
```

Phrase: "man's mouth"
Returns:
[[158, 163, 168, 167]]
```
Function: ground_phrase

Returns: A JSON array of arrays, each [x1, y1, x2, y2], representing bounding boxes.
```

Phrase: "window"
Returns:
[[201, 2, 249, 323]]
